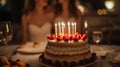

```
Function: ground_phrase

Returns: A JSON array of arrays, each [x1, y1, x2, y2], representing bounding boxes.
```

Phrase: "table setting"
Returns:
[[0, 21, 120, 67], [1, 44, 120, 67], [16, 42, 47, 54]]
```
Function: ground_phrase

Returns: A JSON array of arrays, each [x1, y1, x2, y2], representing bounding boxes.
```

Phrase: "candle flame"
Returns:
[[55, 23, 57, 26], [58, 22, 61, 25], [72, 22, 74, 26], [74, 22, 76, 25], [84, 21, 88, 29], [68, 22, 70, 25]]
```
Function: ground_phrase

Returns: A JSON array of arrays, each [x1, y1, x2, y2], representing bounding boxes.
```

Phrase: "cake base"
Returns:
[[39, 53, 97, 67], [39, 60, 96, 67]]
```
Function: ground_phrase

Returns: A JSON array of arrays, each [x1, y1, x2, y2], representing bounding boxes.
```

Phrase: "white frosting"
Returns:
[[44, 39, 92, 63], [44, 52, 91, 63], [46, 45, 90, 55], [48, 39, 86, 43]]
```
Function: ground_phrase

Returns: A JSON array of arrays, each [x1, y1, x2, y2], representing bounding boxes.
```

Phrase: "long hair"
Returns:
[[54, 0, 79, 18], [22, 0, 35, 15], [69, 0, 79, 18], [54, 0, 62, 15]]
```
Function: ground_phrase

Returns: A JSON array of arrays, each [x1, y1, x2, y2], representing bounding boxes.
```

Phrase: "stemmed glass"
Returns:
[[0, 21, 13, 57], [92, 30, 103, 44]]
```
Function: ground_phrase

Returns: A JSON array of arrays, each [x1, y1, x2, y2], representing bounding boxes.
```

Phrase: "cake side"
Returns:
[[40, 53, 97, 67], [46, 41, 90, 55], [44, 51, 91, 63], [44, 40, 91, 62]]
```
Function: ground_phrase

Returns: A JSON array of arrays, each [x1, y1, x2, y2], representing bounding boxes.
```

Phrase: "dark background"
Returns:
[[0, 0, 24, 22], [0, 0, 120, 22]]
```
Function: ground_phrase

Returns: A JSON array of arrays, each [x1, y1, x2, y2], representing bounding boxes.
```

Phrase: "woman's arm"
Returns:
[[21, 14, 28, 43]]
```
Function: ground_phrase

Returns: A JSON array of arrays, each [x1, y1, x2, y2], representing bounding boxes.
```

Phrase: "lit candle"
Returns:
[[72, 22, 74, 34], [62, 22, 65, 35], [63, 23, 65, 34], [58, 22, 61, 35], [55, 23, 57, 35], [84, 21, 88, 34], [74, 22, 76, 34], [84, 21, 88, 29], [68, 22, 70, 35]]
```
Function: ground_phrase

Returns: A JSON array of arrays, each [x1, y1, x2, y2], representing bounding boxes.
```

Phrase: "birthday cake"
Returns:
[[39, 22, 96, 67]]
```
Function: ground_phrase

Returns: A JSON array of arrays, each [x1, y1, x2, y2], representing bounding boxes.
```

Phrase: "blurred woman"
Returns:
[[54, 0, 83, 33], [21, 0, 54, 43]]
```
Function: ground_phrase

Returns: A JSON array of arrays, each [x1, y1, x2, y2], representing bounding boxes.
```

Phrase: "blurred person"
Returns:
[[54, 0, 83, 33], [21, 0, 54, 43]]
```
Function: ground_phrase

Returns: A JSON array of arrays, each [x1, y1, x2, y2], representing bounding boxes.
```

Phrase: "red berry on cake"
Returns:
[[52, 35, 56, 39], [81, 34, 87, 41], [78, 34, 82, 39], [47, 36, 51, 40], [63, 36, 69, 41], [69, 35, 73, 41], [64, 33, 68, 36], [74, 37, 78, 42], [57, 36, 63, 41], [75, 34, 78, 38], [57, 34, 61, 37]]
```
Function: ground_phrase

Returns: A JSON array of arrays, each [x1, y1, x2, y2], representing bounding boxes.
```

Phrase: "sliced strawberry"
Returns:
[[64, 36, 69, 41], [51, 34, 56, 40], [69, 35, 73, 41], [47, 35, 56, 40], [74, 37, 78, 41], [78, 34, 82, 39], [81, 34, 87, 41], [47, 36, 51, 39], [57, 36, 63, 41]]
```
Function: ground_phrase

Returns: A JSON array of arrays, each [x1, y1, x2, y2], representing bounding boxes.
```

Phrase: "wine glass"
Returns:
[[0, 21, 13, 57], [92, 30, 103, 44]]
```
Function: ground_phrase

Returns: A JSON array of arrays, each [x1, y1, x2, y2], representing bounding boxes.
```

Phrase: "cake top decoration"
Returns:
[[48, 21, 87, 42], [47, 33, 87, 42]]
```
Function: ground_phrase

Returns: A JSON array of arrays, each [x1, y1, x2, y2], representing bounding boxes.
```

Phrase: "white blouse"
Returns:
[[28, 22, 52, 44]]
